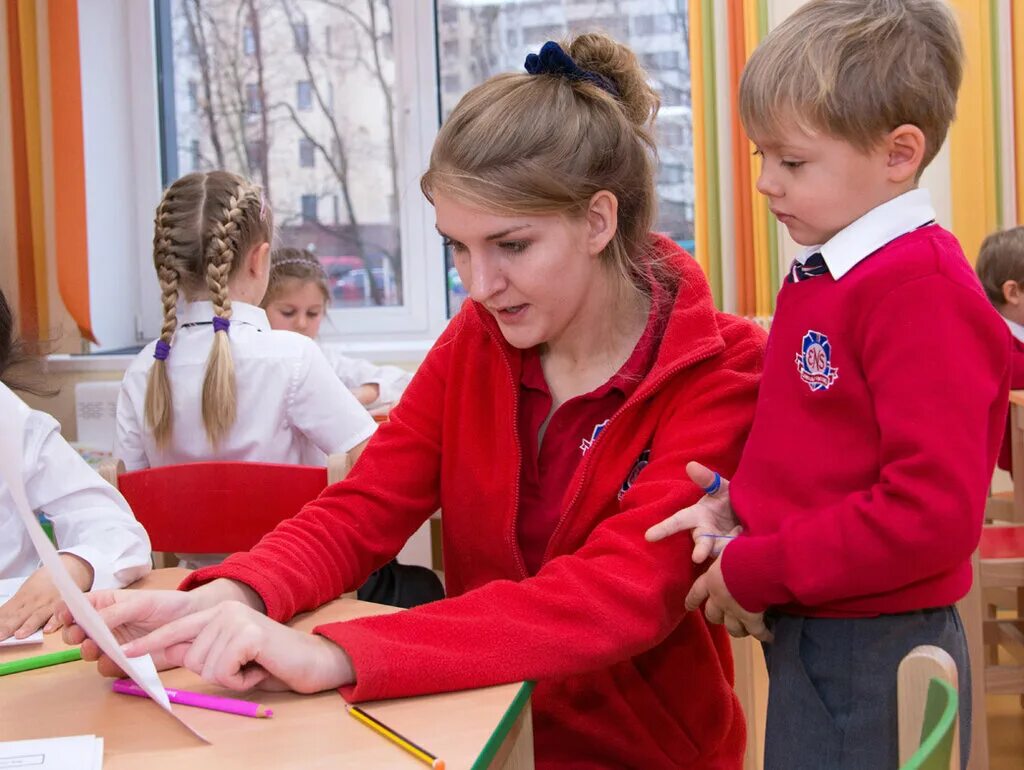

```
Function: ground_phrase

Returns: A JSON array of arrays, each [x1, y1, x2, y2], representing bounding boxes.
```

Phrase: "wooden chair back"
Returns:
[[898, 645, 960, 770]]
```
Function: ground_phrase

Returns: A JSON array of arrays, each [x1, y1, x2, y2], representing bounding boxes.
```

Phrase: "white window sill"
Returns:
[[45, 337, 435, 374]]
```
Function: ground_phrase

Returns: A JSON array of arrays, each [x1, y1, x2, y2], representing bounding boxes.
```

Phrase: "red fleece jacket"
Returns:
[[183, 236, 765, 769]]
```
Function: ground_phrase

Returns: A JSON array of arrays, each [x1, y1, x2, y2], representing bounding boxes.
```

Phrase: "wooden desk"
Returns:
[[1, 569, 533, 769]]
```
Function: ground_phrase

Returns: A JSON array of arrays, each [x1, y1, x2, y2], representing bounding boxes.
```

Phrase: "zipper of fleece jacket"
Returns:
[[488, 329, 530, 579], [542, 345, 723, 566]]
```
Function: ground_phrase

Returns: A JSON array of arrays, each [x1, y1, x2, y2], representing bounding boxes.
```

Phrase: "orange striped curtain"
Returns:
[[4, 0, 94, 343], [689, 0, 776, 318]]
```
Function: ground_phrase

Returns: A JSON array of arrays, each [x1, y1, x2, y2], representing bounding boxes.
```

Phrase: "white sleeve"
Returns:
[[287, 343, 377, 454], [114, 374, 150, 471], [326, 352, 414, 408], [25, 411, 152, 589]]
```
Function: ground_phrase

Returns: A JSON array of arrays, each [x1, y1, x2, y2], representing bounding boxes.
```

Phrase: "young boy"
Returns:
[[647, 1, 1010, 767], [976, 226, 1024, 473]]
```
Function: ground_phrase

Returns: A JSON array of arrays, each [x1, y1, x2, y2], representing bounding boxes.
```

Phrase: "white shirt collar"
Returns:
[[797, 188, 936, 280], [1005, 317, 1024, 344], [177, 300, 270, 331]]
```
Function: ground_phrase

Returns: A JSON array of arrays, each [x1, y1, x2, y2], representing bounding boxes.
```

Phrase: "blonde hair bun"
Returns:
[[567, 33, 659, 129]]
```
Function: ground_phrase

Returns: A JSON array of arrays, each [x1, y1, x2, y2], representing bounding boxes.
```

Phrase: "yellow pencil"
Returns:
[[347, 704, 446, 770]]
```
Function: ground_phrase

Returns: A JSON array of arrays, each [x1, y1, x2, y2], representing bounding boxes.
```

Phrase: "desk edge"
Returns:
[[470, 681, 535, 770]]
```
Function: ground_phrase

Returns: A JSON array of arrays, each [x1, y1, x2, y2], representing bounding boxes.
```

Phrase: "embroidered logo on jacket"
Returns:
[[619, 449, 651, 500], [580, 419, 609, 455], [795, 330, 839, 392]]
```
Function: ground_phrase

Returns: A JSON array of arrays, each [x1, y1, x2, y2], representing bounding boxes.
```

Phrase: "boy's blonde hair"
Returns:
[[976, 227, 1024, 306], [263, 247, 330, 306], [145, 170, 273, 448], [422, 33, 665, 301], [739, 0, 963, 171]]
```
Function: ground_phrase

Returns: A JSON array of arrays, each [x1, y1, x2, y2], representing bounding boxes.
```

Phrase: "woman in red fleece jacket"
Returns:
[[65, 34, 765, 769]]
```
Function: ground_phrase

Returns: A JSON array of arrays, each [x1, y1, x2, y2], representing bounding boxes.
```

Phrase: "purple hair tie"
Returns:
[[212, 316, 231, 334], [153, 340, 171, 361], [524, 41, 620, 98]]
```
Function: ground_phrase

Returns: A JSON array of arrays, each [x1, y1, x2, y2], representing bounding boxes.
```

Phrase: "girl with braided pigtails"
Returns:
[[114, 171, 377, 569]]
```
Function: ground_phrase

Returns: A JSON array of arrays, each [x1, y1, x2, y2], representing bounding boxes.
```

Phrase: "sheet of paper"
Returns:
[[0, 389, 205, 742], [0, 734, 102, 769], [0, 577, 44, 647]]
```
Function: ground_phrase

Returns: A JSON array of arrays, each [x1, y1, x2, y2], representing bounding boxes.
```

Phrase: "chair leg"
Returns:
[[957, 552, 989, 770], [985, 601, 1000, 665]]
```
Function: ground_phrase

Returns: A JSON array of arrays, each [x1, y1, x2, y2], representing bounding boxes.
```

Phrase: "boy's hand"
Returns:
[[0, 554, 94, 640], [686, 552, 772, 642], [645, 462, 741, 563]]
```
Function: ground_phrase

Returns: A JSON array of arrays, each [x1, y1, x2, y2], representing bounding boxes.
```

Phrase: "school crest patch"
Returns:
[[580, 419, 609, 455], [795, 330, 839, 392], [618, 449, 651, 500]]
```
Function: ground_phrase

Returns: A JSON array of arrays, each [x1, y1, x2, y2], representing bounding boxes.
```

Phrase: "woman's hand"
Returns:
[[122, 600, 355, 694], [0, 554, 94, 640], [644, 462, 741, 562], [58, 578, 263, 676]]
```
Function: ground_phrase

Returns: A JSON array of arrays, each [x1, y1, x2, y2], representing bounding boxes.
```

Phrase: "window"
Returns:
[[296, 80, 313, 111], [299, 137, 315, 168], [293, 22, 310, 54], [246, 139, 264, 171], [437, 0, 694, 314], [633, 14, 679, 36], [641, 50, 680, 72], [301, 194, 318, 223], [660, 121, 685, 146], [245, 83, 261, 114], [144, 1, 689, 349]]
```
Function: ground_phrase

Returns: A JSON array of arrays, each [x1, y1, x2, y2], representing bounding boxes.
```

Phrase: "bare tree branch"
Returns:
[[184, 0, 225, 167]]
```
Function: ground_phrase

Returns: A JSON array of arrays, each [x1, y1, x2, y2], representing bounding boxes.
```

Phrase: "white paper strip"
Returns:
[[0, 387, 205, 741]]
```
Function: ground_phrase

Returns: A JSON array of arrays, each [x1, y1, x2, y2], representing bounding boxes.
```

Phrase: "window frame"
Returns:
[[103, 0, 448, 357]]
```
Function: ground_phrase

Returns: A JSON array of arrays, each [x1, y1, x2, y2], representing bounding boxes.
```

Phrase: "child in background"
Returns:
[[975, 226, 1024, 473], [115, 171, 376, 566], [0, 287, 150, 641], [647, 1, 1009, 767], [261, 247, 412, 415]]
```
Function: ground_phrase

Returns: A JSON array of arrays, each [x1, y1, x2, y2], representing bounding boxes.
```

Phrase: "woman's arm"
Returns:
[[315, 324, 764, 702]]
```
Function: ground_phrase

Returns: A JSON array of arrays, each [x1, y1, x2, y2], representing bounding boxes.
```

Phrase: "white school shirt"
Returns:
[[795, 188, 937, 279], [0, 383, 152, 587], [320, 346, 413, 409], [115, 300, 376, 471], [1005, 317, 1024, 344]]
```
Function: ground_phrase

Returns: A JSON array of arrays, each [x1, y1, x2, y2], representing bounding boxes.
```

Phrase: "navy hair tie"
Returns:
[[153, 339, 170, 361], [212, 316, 230, 334], [524, 41, 620, 98]]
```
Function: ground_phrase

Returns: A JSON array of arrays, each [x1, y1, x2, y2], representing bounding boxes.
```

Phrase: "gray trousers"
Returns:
[[761, 607, 971, 770]]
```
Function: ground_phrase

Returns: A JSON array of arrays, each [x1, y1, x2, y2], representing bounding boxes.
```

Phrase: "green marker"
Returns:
[[0, 647, 82, 676]]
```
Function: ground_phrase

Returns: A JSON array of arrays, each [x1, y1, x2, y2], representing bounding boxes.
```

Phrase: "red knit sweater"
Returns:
[[996, 335, 1024, 472], [724, 225, 1010, 617], [183, 236, 765, 769]]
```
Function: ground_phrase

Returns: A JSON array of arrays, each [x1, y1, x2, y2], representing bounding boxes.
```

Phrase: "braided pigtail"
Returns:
[[144, 195, 181, 447], [200, 184, 258, 446]]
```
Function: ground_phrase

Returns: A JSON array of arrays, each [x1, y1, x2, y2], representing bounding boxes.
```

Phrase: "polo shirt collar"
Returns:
[[797, 188, 936, 280], [1006, 317, 1024, 344], [177, 300, 270, 331]]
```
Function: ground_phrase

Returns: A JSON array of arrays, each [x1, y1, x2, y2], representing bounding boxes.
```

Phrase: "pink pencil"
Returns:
[[112, 678, 274, 718]]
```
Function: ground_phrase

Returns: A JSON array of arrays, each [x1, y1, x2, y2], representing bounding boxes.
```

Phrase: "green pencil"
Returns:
[[0, 647, 82, 676]]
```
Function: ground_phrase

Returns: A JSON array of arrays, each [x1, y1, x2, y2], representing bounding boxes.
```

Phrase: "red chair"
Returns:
[[100, 454, 351, 554]]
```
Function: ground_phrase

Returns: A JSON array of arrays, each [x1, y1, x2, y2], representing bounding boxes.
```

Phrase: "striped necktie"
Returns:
[[786, 252, 829, 283]]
